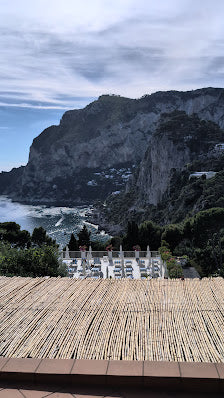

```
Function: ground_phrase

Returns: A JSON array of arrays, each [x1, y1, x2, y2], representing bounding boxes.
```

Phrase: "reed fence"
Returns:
[[0, 277, 224, 362]]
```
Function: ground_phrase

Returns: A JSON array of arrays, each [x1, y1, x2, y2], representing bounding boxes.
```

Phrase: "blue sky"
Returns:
[[1, 0, 224, 171]]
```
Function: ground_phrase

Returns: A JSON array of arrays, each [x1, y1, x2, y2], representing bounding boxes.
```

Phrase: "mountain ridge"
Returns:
[[1, 87, 224, 208]]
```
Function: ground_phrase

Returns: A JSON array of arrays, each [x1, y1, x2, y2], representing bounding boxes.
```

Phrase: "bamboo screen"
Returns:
[[0, 276, 224, 362]]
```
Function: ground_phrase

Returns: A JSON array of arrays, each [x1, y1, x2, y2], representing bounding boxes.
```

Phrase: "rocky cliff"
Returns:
[[96, 111, 224, 232], [1, 87, 224, 204], [134, 110, 224, 205]]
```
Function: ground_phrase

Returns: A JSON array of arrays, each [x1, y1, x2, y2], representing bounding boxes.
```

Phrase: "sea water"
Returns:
[[0, 196, 109, 248]]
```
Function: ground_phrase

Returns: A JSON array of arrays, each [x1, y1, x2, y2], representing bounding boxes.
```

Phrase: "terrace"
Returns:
[[61, 248, 165, 279], [0, 277, 224, 396]]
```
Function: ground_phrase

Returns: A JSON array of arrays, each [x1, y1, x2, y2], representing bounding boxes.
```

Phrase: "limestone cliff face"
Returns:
[[18, 98, 154, 203], [136, 135, 191, 205], [1, 88, 224, 204], [130, 110, 224, 207]]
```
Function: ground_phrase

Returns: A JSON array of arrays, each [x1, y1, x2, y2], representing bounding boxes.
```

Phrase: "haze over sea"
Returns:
[[0, 196, 109, 248]]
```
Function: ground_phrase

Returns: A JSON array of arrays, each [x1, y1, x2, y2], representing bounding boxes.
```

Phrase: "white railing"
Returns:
[[61, 250, 159, 259]]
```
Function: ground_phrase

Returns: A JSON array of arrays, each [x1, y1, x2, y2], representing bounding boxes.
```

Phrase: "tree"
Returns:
[[194, 247, 216, 276], [161, 224, 183, 252], [110, 236, 122, 250], [0, 222, 20, 234], [169, 266, 183, 279], [91, 240, 108, 251], [0, 245, 66, 277], [122, 221, 139, 250], [68, 233, 78, 251], [0, 222, 31, 248], [139, 221, 162, 250], [209, 232, 223, 271], [78, 225, 91, 247], [191, 208, 224, 247], [31, 227, 56, 247], [16, 230, 31, 249]]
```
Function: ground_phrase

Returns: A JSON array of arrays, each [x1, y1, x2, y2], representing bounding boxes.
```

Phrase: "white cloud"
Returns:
[[1, 0, 224, 171], [0, 0, 224, 108], [0, 102, 69, 109]]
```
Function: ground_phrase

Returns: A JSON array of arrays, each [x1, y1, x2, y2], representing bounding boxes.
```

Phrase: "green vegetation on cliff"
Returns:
[[155, 110, 223, 146], [98, 111, 224, 229], [148, 158, 224, 225]]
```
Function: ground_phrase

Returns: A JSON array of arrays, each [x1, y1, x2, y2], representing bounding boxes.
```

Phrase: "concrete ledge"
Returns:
[[107, 360, 143, 386], [144, 361, 181, 390], [71, 358, 108, 385], [0, 358, 223, 393], [179, 362, 220, 392], [0, 358, 41, 383]]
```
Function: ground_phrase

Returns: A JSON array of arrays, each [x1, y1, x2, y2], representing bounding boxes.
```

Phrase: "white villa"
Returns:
[[189, 171, 216, 180], [214, 143, 224, 151]]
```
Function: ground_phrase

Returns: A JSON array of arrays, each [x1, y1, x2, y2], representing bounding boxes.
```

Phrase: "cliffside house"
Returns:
[[189, 171, 216, 180]]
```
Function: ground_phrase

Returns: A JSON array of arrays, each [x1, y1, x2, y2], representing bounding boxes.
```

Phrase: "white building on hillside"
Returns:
[[214, 143, 224, 151], [189, 171, 216, 180]]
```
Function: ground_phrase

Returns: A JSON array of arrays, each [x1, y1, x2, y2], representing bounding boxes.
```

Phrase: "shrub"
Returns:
[[169, 265, 183, 279]]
